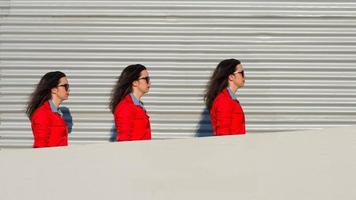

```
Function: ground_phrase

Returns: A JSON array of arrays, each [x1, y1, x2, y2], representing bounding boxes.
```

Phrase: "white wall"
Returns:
[[1, 126, 355, 200]]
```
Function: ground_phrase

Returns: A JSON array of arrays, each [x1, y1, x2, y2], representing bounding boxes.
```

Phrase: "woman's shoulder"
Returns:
[[214, 88, 230, 102], [31, 101, 51, 121], [114, 95, 136, 112]]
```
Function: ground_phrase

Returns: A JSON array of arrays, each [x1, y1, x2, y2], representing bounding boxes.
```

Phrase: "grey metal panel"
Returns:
[[1, 0, 356, 148]]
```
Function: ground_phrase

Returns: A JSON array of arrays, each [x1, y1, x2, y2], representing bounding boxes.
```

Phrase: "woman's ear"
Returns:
[[228, 74, 234, 81], [132, 80, 138, 87], [51, 87, 58, 95]]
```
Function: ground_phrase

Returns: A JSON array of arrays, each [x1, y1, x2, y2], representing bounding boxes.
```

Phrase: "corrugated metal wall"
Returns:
[[1, 1, 356, 148]]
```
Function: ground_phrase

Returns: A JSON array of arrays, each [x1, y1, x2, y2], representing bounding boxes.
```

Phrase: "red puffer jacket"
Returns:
[[210, 88, 246, 135], [31, 101, 68, 148], [114, 94, 151, 141]]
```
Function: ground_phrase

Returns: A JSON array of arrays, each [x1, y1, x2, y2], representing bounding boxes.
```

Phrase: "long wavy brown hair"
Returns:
[[109, 64, 147, 113], [26, 71, 66, 119], [204, 59, 241, 110]]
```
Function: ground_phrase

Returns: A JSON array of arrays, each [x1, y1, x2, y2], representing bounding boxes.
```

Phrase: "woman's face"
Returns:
[[232, 64, 245, 88], [52, 76, 70, 101], [135, 69, 151, 94]]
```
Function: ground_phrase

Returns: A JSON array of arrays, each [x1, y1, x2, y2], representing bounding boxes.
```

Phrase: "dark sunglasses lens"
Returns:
[[241, 71, 244, 77], [62, 84, 69, 91], [139, 77, 150, 83]]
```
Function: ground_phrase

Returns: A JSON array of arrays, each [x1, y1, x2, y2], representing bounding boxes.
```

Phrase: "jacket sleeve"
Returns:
[[215, 98, 232, 135], [114, 103, 136, 141], [31, 110, 51, 148]]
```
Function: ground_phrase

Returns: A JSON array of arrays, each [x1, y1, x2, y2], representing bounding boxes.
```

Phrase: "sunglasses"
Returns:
[[233, 70, 244, 78], [138, 76, 150, 83], [57, 83, 70, 91]]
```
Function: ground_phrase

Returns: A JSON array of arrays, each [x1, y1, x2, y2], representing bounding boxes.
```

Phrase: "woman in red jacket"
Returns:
[[110, 64, 151, 141], [26, 71, 70, 148], [205, 59, 246, 136]]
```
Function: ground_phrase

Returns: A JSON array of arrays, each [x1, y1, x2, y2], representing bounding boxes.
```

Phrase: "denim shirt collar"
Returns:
[[130, 93, 144, 107], [48, 100, 63, 116], [227, 87, 238, 99]]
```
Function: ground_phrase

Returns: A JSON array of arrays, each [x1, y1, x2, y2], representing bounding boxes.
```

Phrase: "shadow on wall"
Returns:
[[195, 108, 213, 137], [110, 124, 117, 142], [59, 106, 73, 134]]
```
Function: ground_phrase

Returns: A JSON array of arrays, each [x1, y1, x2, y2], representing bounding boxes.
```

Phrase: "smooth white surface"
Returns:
[[1, 127, 356, 200]]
